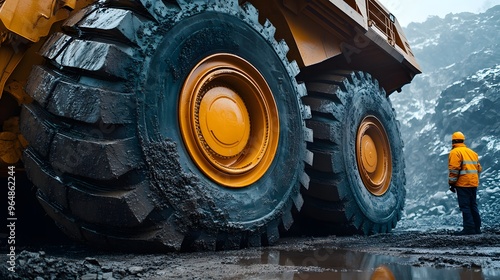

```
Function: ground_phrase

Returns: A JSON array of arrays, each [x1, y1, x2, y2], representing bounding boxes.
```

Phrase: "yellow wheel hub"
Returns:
[[199, 87, 250, 158], [179, 54, 279, 188], [356, 116, 392, 196]]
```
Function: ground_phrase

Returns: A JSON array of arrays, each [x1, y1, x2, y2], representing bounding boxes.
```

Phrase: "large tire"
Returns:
[[20, 0, 311, 251], [299, 71, 405, 235]]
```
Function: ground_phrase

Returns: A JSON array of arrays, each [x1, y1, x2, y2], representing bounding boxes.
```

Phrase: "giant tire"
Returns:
[[300, 71, 405, 235], [20, 0, 311, 251]]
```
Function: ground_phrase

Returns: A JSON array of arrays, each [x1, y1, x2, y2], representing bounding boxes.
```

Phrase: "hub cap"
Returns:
[[356, 116, 392, 196], [179, 54, 279, 187]]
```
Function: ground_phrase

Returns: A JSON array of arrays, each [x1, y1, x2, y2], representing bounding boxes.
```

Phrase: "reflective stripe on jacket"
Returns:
[[448, 143, 482, 187]]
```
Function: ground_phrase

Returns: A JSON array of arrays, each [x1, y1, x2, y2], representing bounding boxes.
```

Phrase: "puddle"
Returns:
[[238, 248, 498, 279]]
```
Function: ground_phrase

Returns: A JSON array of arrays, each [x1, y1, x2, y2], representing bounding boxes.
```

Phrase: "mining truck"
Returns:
[[1, 0, 420, 251]]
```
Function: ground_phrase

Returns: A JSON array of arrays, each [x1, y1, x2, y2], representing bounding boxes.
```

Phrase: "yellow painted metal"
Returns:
[[356, 116, 392, 196], [249, 0, 421, 93], [0, 46, 24, 100], [0, 0, 94, 97], [0, 0, 75, 42], [250, 0, 346, 68], [179, 54, 279, 188], [278, 7, 344, 68], [0, 117, 27, 165], [251, 0, 416, 66], [198, 87, 251, 158], [0, 0, 95, 166]]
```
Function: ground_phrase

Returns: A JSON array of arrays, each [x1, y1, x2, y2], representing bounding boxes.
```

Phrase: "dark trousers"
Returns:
[[456, 187, 481, 232]]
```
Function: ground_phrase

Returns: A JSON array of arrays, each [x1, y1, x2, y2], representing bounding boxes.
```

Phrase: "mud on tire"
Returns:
[[20, 0, 311, 251], [299, 71, 405, 235]]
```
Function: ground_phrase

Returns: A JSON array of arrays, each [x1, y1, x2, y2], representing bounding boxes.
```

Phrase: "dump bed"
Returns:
[[250, 0, 421, 93]]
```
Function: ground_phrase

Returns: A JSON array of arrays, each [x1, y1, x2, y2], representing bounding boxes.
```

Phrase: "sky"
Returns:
[[378, 0, 500, 27]]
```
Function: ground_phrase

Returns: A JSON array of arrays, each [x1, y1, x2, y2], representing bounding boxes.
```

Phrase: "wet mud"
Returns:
[[2, 227, 500, 279]]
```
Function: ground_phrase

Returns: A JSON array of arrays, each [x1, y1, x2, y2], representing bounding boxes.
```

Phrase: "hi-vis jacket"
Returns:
[[448, 143, 482, 187]]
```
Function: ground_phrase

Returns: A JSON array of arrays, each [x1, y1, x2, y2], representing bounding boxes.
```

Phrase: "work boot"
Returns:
[[453, 229, 476, 236]]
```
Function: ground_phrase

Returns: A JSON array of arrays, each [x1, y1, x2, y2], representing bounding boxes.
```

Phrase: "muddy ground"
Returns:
[[2, 225, 500, 279]]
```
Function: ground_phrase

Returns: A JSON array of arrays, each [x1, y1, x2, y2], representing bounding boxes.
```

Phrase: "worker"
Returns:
[[448, 131, 482, 235]]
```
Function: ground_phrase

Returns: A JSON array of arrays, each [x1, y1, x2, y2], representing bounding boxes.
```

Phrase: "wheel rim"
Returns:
[[356, 116, 392, 196], [179, 54, 279, 188]]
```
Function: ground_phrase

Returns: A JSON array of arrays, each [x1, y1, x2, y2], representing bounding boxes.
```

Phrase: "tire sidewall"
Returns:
[[343, 75, 405, 224], [139, 12, 304, 228]]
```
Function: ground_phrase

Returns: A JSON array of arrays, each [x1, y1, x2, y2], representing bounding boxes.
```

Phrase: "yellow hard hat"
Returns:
[[452, 131, 465, 141], [371, 265, 395, 280]]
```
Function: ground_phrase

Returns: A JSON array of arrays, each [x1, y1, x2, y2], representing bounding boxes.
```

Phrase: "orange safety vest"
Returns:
[[448, 143, 482, 187]]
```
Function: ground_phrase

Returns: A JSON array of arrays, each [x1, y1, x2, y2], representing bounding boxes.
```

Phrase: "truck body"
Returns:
[[1, 0, 420, 250]]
